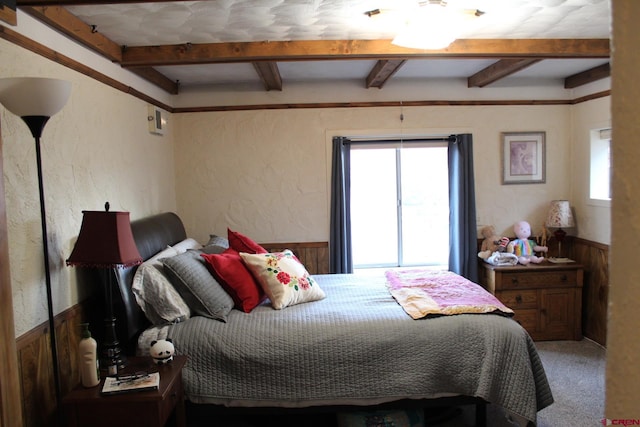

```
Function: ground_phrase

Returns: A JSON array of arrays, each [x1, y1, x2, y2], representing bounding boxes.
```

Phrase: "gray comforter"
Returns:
[[140, 273, 553, 423]]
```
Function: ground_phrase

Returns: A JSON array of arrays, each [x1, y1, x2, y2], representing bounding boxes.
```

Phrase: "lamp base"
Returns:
[[101, 317, 126, 376], [548, 257, 575, 264], [553, 227, 567, 258]]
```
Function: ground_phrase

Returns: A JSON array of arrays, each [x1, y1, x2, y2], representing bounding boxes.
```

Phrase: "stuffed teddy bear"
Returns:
[[507, 220, 548, 265], [149, 339, 175, 365], [478, 225, 509, 260]]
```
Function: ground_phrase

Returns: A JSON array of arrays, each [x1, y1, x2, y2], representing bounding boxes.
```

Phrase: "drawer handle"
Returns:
[[561, 275, 568, 282], [511, 277, 519, 284], [515, 295, 523, 304]]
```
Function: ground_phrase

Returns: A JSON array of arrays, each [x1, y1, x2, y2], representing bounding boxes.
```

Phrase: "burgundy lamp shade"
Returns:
[[66, 210, 142, 268]]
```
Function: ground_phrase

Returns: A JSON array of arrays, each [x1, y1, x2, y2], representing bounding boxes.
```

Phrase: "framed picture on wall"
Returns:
[[501, 131, 546, 184]]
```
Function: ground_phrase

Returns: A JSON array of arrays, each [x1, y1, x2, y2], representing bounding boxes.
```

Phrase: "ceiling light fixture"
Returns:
[[389, 1, 484, 50]]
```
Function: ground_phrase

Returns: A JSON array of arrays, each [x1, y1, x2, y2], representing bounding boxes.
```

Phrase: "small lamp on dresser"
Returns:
[[66, 202, 142, 375], [545, 200, 575, 261]]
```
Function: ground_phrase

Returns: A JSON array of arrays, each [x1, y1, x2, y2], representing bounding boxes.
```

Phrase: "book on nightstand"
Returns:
[[101, 372, 160, 395]]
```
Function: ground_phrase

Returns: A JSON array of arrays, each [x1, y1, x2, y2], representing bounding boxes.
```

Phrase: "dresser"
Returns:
[[482, 262, 584, 341]]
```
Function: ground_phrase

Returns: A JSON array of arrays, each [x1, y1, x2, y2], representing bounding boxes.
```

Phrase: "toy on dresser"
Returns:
[[478, 225, 510, 260], [507, 221, 548, 265]]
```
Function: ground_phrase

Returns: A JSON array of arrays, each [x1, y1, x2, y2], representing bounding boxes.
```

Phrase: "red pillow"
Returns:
[[201, 249, 265, 312], [228, 228, 267, 254]]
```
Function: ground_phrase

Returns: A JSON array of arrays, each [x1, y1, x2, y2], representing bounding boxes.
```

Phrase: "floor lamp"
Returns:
[[66, 204, 142, 375], [0, 78, 72, 412]]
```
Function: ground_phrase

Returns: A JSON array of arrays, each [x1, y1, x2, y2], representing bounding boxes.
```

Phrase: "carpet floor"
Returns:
[[187, 339, 606, 427]]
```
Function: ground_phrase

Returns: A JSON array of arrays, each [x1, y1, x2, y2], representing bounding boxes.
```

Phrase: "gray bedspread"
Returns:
[[140, 273, 553, 423]]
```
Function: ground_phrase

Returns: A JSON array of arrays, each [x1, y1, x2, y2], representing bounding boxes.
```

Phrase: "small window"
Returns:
[[589, 128, 611, 206]]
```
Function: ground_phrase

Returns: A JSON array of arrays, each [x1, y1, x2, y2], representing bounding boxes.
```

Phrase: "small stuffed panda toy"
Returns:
[[149, 339, 175, 365]]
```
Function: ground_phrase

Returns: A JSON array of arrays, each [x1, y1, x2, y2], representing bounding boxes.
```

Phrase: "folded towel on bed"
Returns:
[[385, 269, 514, 319]]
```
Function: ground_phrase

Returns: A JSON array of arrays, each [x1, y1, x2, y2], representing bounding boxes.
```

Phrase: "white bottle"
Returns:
[[78, 323, 100, 387]]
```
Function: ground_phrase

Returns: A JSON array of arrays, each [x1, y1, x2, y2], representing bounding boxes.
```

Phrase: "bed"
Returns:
[[109, 212, 553, 426]]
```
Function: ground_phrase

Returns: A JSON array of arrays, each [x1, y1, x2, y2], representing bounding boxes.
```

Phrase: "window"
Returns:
[[350, 142, 449, 269], [589, 128, 611, 206]]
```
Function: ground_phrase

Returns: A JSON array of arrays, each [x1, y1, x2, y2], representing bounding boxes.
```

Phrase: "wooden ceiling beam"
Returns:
[[0, 4, 17, 25], [252, 61, 283, 91], [128, 67, 179, 94], [468, 58, 541, 88], [564, 62, 610, 88], [21, 5, 121, 61], [366, 59, 406, 89], [120, 39, 610, 67]]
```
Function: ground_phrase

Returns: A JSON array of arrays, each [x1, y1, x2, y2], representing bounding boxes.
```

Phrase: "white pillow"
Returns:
[[171, 238, 203, 254], [240, 250, 325, 310], [132, 246, 191, 324]]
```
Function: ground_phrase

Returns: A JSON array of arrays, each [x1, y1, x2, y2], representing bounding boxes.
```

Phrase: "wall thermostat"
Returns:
[[148, 105, 166, 136]]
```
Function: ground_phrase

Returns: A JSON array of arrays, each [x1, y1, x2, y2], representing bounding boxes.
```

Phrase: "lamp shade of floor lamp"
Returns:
[[66, 203, 142, 375], [545, 200, 575, 258], [0, 77, 71, 416]]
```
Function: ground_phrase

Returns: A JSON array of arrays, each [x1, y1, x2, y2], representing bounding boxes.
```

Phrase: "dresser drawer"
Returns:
[[498, 290, 537, 309], [499, 270, 577, 290]]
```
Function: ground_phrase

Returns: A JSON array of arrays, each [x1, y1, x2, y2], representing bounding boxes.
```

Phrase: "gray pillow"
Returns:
[[206, 234, 229, 248], [162, 250, 234, 322]]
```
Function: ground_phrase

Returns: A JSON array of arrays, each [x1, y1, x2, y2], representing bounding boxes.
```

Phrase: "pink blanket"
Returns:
[[385, 269, 514, 319]]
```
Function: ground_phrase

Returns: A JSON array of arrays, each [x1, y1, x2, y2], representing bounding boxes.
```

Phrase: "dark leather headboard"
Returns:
[[110, 212, 187, 354]]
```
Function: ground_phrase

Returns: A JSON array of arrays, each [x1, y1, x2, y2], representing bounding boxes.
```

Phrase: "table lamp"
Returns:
[[66, 202, 142, 375], [545, 200, 575, 260]]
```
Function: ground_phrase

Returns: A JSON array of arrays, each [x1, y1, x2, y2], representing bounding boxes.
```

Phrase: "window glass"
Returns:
[[350, 143, 449, 268], [590, 128, 611, 205]]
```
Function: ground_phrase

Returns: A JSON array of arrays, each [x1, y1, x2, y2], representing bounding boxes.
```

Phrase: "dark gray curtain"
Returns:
[[448, 133, 478, 282], [329, 136, 353, 273]]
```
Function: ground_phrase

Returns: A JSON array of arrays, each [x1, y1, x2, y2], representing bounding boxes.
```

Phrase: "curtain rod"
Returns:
[[342, 135, 457, 145]]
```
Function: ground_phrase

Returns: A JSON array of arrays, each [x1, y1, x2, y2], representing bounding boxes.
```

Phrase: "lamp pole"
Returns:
[[30, 121, 62, 409]]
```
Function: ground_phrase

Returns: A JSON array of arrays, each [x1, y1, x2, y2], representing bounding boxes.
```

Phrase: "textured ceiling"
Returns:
[[48, 0, 612, 94], [67, 0, 611, 45]]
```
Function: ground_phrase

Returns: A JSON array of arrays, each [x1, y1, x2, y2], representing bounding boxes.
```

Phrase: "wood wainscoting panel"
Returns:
[[260, 242, 330, 275], [16, 302, 88, 427], [572, 237, 609, 346]]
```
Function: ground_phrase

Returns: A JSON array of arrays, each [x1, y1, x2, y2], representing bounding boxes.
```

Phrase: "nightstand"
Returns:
[[482, 262, 583, 341], [63, 355, 187, 427]]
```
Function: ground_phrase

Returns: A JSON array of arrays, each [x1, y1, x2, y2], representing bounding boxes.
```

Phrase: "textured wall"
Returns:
[[607, 0, 640, 417], [173, 103, 602, 244], [0, 39, 177, 337]]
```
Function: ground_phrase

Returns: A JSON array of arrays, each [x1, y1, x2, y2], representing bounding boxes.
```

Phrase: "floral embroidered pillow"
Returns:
[[240, 250, 325, 310]]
